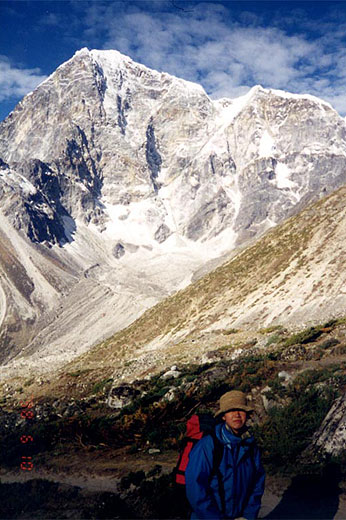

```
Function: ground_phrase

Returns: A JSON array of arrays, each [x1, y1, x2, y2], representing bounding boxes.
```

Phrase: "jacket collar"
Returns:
[[216, 422, 254, 446]]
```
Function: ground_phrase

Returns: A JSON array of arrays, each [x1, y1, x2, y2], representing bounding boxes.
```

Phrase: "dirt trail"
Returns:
[[1, 466, 346, 519]]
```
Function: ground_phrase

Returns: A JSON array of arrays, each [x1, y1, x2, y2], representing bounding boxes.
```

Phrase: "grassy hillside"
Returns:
[[47, 186, 346, 391]]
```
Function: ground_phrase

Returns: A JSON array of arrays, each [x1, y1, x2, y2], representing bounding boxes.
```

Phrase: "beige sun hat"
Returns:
[[214, 390, 253, 417]]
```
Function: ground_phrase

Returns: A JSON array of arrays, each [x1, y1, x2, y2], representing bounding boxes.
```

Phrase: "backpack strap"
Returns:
[[210, 431, 224, 471], [209, 431, 226, 515]]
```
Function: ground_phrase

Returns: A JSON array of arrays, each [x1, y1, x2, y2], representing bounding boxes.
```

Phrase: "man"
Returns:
[[185, 390, 265, 519]]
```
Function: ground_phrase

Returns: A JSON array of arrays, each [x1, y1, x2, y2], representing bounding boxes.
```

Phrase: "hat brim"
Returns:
[[214, 405, 253, 417]]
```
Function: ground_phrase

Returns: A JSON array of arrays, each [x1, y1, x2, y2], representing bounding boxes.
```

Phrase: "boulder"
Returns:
[[107, 384, 140, 409], [307, 392, 346, 456], [160, 366, 181, 380]]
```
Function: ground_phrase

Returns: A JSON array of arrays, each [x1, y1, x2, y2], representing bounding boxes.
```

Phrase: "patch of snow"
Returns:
[[259, 130, 276, 157], [90, 48, 132, 69], [103, 199, 161, 246], [214, 87, 258, 123], [216, 84, 334, 117], [275, 162, 298, 191], [0, 168, 36, 196]]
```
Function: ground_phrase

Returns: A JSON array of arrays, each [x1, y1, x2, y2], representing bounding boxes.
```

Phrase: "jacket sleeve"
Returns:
[[242, 446, 266, 520], [185, 436, 222, 520]]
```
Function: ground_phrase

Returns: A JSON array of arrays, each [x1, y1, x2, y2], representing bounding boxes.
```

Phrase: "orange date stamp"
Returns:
[[19, 396, 34, 471]]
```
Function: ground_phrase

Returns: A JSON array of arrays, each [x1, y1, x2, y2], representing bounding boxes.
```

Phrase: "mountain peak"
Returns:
[[0, 47, 346, 375]]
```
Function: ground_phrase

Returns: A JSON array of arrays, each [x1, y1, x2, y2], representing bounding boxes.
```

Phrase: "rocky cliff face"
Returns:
[[0, 48, 346, 376], [2, 48, 346, 248]]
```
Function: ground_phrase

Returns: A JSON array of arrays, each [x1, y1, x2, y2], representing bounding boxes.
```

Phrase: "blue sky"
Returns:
[[1, 0, 346, 121]]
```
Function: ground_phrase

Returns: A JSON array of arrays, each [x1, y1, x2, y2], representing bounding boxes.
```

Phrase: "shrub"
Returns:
[[147, 428, 164, 445], [293, 367, 336, 389], [183, 363, 213, 376], [322, 319, 339, 328], [137, 473, 191, 519], [283, 326, 323, 347], [222, 328, 239, 335], [91, 378, 113, 394], [127, 443, 140, 454], [255, 386, 335, 473], [266, 351, 281, 361], [319, 338, 340, 350], [265, 334, 281, 347], [259, 325, 284, 334], [323, 317, 346, 328], [184, 374, 197, 383], [266, 377, 287, 399]]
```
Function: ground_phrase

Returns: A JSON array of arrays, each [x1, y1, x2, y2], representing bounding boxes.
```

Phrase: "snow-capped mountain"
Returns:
[[0, 48, 345, 376]]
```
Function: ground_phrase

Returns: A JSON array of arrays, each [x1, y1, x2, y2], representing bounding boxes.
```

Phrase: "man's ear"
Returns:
[[222, 415, 226, 421]]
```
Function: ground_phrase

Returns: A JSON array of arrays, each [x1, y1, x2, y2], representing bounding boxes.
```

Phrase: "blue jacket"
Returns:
[[185, 423, 265, 519]]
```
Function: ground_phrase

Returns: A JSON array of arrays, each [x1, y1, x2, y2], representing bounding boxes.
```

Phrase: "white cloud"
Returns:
[[0, 57, 47, 102], [3, 2, 346, 116], [80, 1, 346, 115]]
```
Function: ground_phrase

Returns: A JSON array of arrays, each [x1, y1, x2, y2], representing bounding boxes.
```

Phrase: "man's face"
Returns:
[[222, 408, 247, 434]]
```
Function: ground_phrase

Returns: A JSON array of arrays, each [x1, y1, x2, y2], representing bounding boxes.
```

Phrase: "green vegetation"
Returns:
[[265, 334, 282, 347], [256, 386, 335, 473], [67, 368, 93, 377], [324, 317, 346, 328], [2, 185, 346, 517], [282, 325, 324, 347], [91, 378, 113, 394], [222, 328, 240, 335], [259, 325, 285, 334], [1, 315, 345, 499]]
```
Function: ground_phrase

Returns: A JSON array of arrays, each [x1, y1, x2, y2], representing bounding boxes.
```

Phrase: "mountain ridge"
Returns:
[[0, 48, 346, 377]]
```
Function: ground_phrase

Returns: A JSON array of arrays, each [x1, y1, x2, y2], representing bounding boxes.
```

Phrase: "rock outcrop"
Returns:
[[308, 392, 346, 457]]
